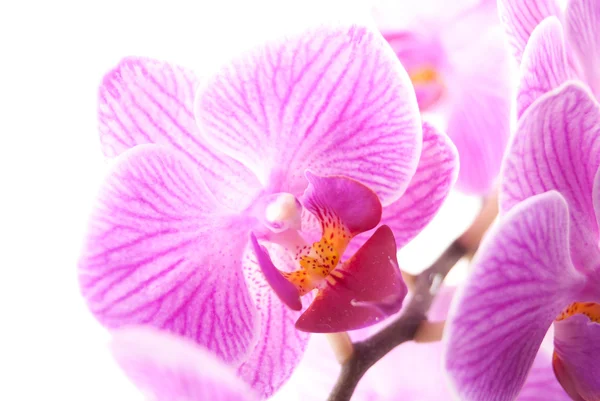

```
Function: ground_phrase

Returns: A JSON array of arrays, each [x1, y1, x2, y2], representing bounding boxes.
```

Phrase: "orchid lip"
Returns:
[[249, 232, 302, 311], [251, 172, 406, 333], [553, 301, 600, 401], [555, 301, 600, 324]]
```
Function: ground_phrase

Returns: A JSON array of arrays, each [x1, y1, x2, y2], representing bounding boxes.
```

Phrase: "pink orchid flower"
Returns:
[[373, 0, 512, 195], [498, 0, 600, 118], [445, 82, 600, 401], [79, 24, 457, 397]]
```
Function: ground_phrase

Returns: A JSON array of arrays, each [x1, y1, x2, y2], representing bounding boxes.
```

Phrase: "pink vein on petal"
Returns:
[[79, 145, 258, 364], [98, 57, 260, 210]]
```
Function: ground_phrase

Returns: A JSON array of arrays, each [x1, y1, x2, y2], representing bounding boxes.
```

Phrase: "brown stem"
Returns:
[[414, 321, 446, 343], [326, 240, 466, 401], [326, 194, 498, 401]]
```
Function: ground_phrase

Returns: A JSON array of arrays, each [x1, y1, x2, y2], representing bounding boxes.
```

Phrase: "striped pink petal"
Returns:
[[445, 191, 586, 401], [194, 25, 422, 205], [237, 248, 310, 398], [379, 122, 458, 249], [518, 17, 570, 118], [345, 122, 457, 255], [565, 0, 600, 99], [594, 168, 600, 242], [79, 145, 257, 364], [99, 57, 261, 210], [501, 81, 600, 272], [514, 349, 572, 401], [497, 0, 562, 63], [111, 326, 258, 401]]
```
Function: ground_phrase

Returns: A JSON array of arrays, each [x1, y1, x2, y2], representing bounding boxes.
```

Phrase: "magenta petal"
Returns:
[[593, 168, 600, 240], [379, 122, 458, 249], [383, 31, 447, 110], [237, 250, 310, 398], [501, 81, 600, 271], [553, 314, 600, 401], [301, 171, 382, 236], [295, 225, 407, 332], [517, 349, 572, 401], [445, 191, 585, 401], [518, 17, 569, 118], [110, 326, 258, 401], [565, 0, 600, 98], [79, 145, 257, 364], [194, 25, 422, 204], [249, 233, 302, 311], [99, 57, 261, 209], [497, 0, 562, 63], [445, 26, 512, 195]]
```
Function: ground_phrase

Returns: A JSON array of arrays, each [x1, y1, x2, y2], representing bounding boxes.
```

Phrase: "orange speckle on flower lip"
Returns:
[[556, 301, 600, 323], [281, 214, 352, 296]]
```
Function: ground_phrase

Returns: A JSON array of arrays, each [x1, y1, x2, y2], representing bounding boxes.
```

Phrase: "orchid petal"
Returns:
[[110, 326, 258, 401], [301, 171, 382, 239], [378, 122, 458, 249], [517, 349, 572, 401], [593, 168, 600, 243], [445, 27, 512, 194], [237, 249, 310, 398], [295, 225, 407, 332], [347, 122, 458, 255], [99, 57, 261, 210], [79, 145, 257, 364], [518, 17, 570, 118], [553, 309, 600, 401], [383, 31, 446, 110], [248, 233, 301, 311], [497, 0, 562, 63], [194, 25, 422, 204], [501, 81, 600, 271], [565, 0, 600, 98], [445, 191, 585, 401]]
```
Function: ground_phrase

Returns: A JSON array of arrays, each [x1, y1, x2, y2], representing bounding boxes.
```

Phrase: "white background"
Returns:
[[0, 1, 480, 400]]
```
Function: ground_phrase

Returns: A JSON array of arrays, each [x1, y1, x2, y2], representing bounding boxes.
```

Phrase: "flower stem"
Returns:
[[325, 332, 354, 364], [457, 189, 498, 255], [326, 194, 498, 401], [414, 320, 445, 343]]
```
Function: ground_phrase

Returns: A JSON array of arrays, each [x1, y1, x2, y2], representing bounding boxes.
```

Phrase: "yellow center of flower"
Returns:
[[282, 210, 351, 296], [556, 302, 600, 323]]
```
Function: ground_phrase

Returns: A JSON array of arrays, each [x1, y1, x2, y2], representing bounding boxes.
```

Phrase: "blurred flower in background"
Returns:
[[373, 0, 513, 195], [498, 0, 600, 116]]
